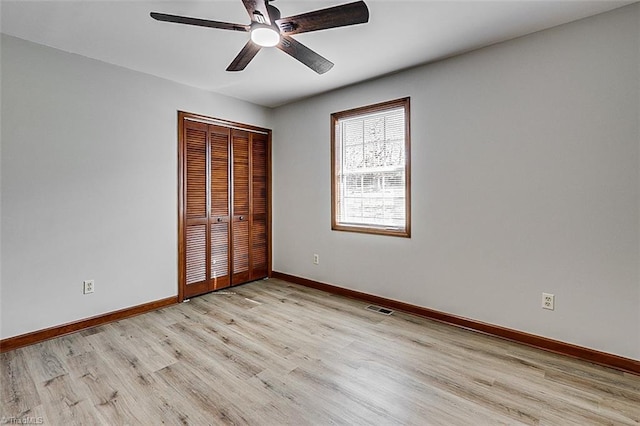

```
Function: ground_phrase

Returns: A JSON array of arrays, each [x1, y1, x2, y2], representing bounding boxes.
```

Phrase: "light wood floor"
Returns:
[[2, 278, 639, 425]]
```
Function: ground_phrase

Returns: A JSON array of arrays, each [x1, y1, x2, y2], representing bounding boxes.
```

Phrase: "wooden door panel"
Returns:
[[185, 224, 207, 284], [232, 130, 250, 216], [211, 221, 230, 289], [185, 123, 208, 220], [232, 129, 250, 285], [252, 133, 268, 216], [250, 216, 268, 279], [209, 125, 231, 291], [250, 133, 268, 280], [184, 120, 210, 298], [210, 126, 230, 218], [232, 219, 250, 284]]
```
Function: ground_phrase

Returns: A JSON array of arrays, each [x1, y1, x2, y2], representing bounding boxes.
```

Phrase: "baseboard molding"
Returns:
[[0, 296, 178, 353], [272, 271, 640, 375]]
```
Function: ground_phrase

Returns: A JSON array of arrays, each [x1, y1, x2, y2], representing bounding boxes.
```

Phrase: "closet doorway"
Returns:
[[178, 111, 271, 301]]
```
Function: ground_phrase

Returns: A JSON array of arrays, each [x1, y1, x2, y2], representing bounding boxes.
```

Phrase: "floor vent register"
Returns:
[[365, 305, 394, 315]]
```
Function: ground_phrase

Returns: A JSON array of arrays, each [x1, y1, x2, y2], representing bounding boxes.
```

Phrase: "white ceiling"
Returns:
[[1, 0, 635, 107]]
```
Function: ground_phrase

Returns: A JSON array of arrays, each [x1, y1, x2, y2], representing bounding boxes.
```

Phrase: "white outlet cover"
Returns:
[[542, 292, 554, 310]]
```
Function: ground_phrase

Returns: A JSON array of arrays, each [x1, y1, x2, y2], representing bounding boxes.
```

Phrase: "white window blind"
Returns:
[[333, 100, 409, 236]]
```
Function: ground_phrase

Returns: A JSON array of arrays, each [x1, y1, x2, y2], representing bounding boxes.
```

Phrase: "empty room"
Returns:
[[1, 0, 639, 424]]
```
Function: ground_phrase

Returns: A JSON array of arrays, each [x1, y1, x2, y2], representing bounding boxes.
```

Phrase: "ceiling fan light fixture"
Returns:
[[251, 26, 280, 47]]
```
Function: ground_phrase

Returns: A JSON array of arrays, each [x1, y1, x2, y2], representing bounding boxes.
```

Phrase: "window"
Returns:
[[331, 97, 411, 237]]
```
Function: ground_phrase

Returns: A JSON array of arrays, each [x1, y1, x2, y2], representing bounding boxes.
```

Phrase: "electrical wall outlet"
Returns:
[[313, 254, 319, 265], [542, 292, 554, 310], [83, 279, 95, 294]]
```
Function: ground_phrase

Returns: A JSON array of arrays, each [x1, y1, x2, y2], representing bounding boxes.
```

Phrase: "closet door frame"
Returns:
[[177, 111, 272, 302]]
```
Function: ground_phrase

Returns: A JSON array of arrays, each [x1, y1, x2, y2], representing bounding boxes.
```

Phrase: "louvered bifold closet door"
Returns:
[[250, 133, 268, 280], [184, 120, 210, 298], [232, 130, 250, 285], [180, 112, 270, 300], [209, 125, 231, 290]]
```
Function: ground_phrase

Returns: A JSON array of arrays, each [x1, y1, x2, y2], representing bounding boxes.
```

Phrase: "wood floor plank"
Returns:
[[20, 343, 68, 383], [38, 373, 104, 425], [109, 319, 178, 373], [0, 351, 41, 418], [1, 278, 638, 425]]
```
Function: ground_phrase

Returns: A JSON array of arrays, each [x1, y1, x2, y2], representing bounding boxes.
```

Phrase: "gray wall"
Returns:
[[0, 35, 271, 339], [272, 5, 639, 359]]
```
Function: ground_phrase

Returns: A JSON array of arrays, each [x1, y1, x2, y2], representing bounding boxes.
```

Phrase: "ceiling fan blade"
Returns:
[[241, 0, 271, 25], [277, 35, 334, 74], [227, 41, 262, 72], [150, 12, 249, 32], [275, 1, 369, 35]]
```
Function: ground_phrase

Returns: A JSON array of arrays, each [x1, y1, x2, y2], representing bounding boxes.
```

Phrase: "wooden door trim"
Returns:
[[267, 131, 272, 278], [177, 112, 186, 302], [182, 112, 270, 135], [248, 132, 254, 282], [205, 123, 212, 288]]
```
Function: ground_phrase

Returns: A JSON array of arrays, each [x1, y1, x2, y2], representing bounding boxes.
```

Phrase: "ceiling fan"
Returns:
[[150, 0, 369, 74]]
